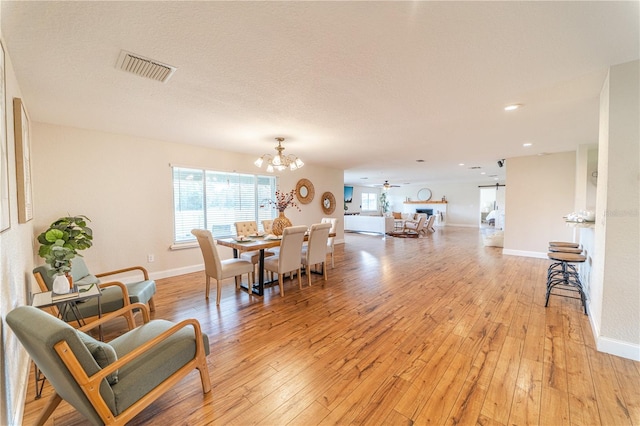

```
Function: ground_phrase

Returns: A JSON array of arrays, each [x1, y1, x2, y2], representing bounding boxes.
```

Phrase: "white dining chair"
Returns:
[[321, 217, 338, 268], [301, 222, 332, 286], [191, 229, 254, 305], [263, 225, 307, 297]]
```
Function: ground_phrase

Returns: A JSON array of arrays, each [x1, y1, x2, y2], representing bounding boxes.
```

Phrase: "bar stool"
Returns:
[[547, 242, 582, 279], [545, 251, 587, 314], [549, 241, 580, 248]]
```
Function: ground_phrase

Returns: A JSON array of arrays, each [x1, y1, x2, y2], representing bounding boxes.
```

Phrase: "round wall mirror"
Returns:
[[321, 191, 336, 214], [296, 178, 315, 204], [417, 188, 432, 201]]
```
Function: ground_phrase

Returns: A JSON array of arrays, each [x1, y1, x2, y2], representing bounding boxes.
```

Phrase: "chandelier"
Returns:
[[254, 137, 304, 172]]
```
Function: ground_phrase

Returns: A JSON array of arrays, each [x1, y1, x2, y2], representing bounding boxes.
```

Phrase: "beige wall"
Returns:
[[503, 152, 576, 257], [0, 37, 33, 425], [30, 123, 344, 286]]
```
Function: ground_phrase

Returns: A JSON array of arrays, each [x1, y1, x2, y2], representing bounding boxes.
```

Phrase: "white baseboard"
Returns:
[[148, 264, 204, 281], [587, 305, 640, 361], [502, 249, 548, 259], [596, 337, 640, 361], [445, 223, 477, 228], [111, 264, 204, 284]]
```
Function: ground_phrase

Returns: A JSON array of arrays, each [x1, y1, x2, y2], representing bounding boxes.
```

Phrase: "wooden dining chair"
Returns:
[[264, 225, 307, 297], [191, 229, 254, 304]]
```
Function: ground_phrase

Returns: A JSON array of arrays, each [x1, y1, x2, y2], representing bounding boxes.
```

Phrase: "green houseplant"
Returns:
[[37, 215, 93, 277], [379, 191, 390, 215]]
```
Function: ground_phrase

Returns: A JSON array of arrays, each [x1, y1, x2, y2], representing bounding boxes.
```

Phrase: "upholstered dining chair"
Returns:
[[7, 303, 211, 425], [264, 225, 307, 297], [301, 222, 332, 286], [321, 217, 338, 268], [261, 219, 274, 234], [234, 221, 275, 283], [191, 229, 254, 305], [33, 257, 156, 326]]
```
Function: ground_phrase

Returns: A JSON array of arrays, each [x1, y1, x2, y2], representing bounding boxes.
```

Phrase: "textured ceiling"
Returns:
[[2, 1, 638, 187]]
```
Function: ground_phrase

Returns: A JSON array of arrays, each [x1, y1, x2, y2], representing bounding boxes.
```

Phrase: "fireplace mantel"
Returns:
[[403, 200, 447, 204]]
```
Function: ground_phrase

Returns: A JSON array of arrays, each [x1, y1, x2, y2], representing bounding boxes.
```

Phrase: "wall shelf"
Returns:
[[403, 200, 448, 204]]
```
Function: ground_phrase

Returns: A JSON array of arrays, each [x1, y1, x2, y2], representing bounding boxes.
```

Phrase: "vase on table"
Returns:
[[52, 273, 71, 294], [272, 211, 292, 236]]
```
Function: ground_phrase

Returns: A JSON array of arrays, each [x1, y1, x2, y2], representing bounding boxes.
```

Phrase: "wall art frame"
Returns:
[[0, 41, 9, 232], [344, 185, 353, 203], [14, 97, 33, 223], [295, 178, 314, 204]]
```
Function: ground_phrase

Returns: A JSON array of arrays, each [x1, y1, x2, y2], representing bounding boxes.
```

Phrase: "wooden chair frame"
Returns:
[[95, 265, 156, 312], [38, 303, 211, 425]]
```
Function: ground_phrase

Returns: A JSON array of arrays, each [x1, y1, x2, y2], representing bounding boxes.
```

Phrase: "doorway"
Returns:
[[479, 184, 505, 230]]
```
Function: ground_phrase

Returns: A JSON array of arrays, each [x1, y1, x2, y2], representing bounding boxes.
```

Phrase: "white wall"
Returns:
[[344, 184, 381, 215], [386, 182, 489, 227], [591, 60, 639, 359], [0, 37, 33, 425], [30, 123, 344, 284], [503, 152, 576, 257]]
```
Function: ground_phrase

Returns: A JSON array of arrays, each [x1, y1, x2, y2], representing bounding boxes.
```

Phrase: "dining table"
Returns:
[[216, 231, 335, 296]]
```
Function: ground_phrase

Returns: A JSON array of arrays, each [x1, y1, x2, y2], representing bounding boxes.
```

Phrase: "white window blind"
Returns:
[[173, 167, 277, 243]]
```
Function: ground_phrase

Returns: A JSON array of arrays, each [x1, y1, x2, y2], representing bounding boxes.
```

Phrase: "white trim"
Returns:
[[502, 249, 548, 259], [148, 264, 204, 281], [445, 223, 476, 228], [588, 304, 640, 361], [170, 241, 198, 250]]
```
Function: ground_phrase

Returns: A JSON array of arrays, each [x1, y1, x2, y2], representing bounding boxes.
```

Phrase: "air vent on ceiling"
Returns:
[[116, 50, 176, 83]]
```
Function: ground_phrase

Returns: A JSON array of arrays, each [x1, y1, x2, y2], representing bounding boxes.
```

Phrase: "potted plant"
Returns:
[[37, 215, 93, 292], [379, 191, 390, 215]]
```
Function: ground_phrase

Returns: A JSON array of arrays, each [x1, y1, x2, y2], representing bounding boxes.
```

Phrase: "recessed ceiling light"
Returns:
[[504, 104, 522, 111], [360, 177, 368, 180], [523, 143, 533, 147], [480, 172, 486, 175], [469, 166, 482, 169], [458, 163, 465, 166]]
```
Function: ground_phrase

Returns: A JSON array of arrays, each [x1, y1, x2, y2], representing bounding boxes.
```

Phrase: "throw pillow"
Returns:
[[78, 332, 119, 384]]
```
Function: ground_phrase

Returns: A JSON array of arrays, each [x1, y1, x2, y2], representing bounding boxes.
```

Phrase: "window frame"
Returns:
[[172, 166, 277, 244], [361, 192, 378, 212]]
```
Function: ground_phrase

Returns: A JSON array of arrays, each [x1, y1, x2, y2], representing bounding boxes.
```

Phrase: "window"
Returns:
[[361, 192, 378, 212], [173, 167, 277, 243]]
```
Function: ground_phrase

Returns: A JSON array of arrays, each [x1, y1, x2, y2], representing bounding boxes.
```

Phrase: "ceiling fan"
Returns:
[[376, 180, 401, 189]]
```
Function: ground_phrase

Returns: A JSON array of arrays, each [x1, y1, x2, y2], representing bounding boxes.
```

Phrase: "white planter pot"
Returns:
[[52, 274, 70, 294]]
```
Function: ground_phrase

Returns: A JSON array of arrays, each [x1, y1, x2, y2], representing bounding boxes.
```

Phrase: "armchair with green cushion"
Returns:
[[6, 303, 211, 425], [33, 257, 156, 325]]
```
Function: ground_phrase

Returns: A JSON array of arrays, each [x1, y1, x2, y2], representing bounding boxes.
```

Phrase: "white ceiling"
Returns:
[[2, 1, 638, 187]]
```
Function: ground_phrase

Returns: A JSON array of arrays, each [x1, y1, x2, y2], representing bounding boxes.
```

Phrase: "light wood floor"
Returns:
[[23, 227, 640, 425]]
